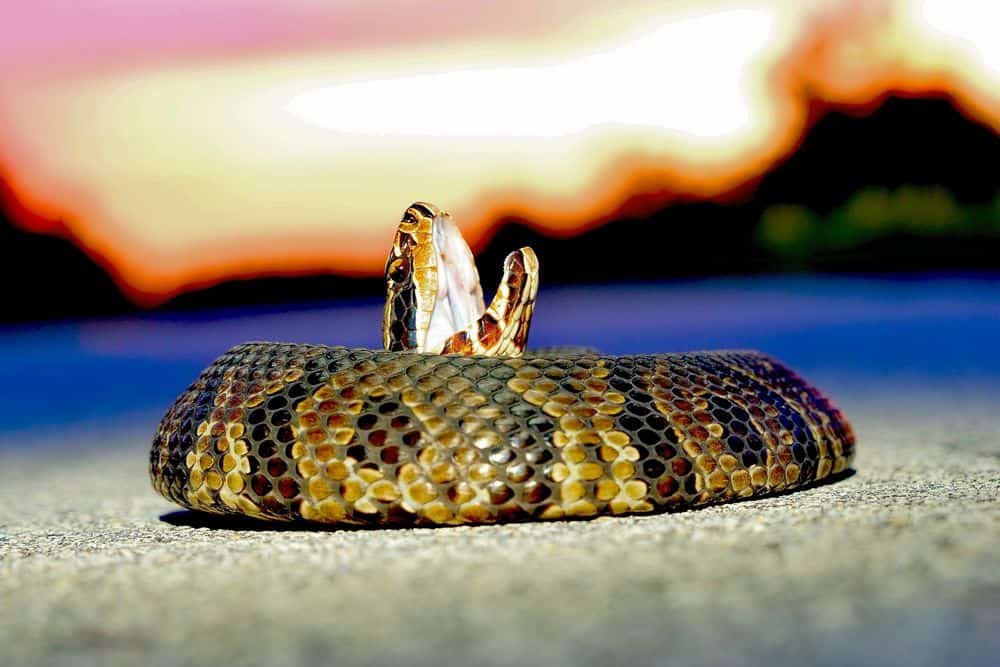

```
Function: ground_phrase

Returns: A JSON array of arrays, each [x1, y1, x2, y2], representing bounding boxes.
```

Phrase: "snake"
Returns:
[[150, 202, 855, 526]]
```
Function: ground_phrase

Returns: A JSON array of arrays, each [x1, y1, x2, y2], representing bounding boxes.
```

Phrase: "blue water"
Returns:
[[1, 274, 997, 442]]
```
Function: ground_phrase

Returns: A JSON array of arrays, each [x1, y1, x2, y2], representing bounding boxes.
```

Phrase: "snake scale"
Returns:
[[151, 203, 855, 527]]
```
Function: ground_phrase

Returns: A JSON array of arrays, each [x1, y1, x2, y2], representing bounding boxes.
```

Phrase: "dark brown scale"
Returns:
[[522, 481, 550, 504], [250, 474, 271, 497], [150, 343, 855, 526], [277, 477, 299, 499]]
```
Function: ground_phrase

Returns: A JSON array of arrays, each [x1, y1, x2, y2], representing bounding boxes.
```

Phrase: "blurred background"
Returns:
[[0, 0, 998, 439]]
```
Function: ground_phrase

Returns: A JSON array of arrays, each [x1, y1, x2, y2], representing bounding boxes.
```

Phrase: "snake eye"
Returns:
[[388, 257, 409, 283]]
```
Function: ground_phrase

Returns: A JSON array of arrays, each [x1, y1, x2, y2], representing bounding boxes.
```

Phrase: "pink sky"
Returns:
[[0, 1, 648, 80]]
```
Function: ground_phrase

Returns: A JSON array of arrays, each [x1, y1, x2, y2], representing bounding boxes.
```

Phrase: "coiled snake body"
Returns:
[[151, 204, 855, 526]]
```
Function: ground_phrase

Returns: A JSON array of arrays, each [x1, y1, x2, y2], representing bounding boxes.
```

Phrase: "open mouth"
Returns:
[[421, 212, 486, 353], [386, 202, 538, 357]]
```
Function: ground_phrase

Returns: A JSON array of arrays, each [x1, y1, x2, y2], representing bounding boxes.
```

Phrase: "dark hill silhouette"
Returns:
[[0, 179, 130, 323]]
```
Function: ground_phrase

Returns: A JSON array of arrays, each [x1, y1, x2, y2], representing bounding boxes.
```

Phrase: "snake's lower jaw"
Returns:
[[492, 246, 539, 355]]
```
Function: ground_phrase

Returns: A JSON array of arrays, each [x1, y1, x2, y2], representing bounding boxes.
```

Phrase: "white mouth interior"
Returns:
[[422, 213, 485, 352]]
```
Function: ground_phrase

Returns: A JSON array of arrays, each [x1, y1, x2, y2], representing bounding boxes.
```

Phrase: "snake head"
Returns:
[[383, 202, 538, 356]]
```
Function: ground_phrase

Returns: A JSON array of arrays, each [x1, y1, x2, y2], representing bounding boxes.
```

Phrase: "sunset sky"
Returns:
[[1, 0, 997, 305]]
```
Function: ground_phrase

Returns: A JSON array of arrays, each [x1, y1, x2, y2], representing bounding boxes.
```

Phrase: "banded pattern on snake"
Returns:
[[150, 203, 855, 526]]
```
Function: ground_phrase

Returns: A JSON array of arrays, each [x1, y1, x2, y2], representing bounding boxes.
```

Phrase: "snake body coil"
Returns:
[[150, 343, 854, 526]]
